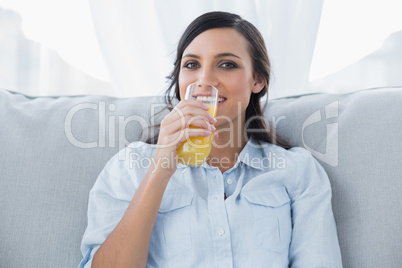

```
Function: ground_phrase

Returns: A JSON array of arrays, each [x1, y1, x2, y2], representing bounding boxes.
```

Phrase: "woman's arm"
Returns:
[[85, 99, 216, 268], [91, 166, 170, 268], [288, 149, 343, 268]]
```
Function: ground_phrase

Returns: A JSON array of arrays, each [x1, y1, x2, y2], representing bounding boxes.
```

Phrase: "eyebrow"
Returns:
[[182, 53, 242, 60], [216, 53, 241, 59]]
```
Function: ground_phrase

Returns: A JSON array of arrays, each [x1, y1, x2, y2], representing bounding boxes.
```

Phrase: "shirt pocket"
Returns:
[[151, 191, 193, 260], [241, 187, 291, 253]]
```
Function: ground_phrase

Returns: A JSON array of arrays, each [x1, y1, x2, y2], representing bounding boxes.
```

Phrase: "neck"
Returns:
[[207, 114, 247, 171]]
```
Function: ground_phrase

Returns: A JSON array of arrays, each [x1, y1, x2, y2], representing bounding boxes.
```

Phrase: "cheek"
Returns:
[[179, 87, 185, 100], [178, 73, 195, 100], [229, 79, 253, 110], [226, 73, 251, 93], [178, 74, 186, 100]]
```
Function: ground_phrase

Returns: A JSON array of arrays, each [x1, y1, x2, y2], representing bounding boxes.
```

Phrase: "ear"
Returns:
[[252, 74, 265, 94]]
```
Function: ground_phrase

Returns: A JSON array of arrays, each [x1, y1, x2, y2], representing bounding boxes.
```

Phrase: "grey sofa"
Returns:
[[1, 87, 401, 268]]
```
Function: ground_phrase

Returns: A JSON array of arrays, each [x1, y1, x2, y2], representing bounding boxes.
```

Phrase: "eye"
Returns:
[[183, 61, 199, 69], [219, 61, 238, 69]]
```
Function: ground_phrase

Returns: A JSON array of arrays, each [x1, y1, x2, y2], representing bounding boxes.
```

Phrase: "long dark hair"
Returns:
[[146, 11, 289, 148]]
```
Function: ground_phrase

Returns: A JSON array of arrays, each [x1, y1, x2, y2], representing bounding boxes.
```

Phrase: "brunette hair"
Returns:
[[146, 11, 289, 148]]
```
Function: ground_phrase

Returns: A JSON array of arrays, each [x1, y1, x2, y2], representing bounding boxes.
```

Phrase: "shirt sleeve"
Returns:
[[288, 148, 343, 268], [78, 147, 142, 267]]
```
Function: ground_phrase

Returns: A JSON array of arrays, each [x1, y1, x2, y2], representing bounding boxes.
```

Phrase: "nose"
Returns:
[[198, 66, 219, 88]]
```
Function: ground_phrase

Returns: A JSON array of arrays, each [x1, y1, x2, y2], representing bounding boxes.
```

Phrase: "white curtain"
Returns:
[[2, 1, 400, 97], [307, 0, 402, 93], [89, 0, 324, 99], [0, 5, 113, 96]]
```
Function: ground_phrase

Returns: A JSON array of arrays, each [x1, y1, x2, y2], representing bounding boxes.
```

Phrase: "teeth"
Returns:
[[196, 96, 214, 102], [195, 96, 226, 103]]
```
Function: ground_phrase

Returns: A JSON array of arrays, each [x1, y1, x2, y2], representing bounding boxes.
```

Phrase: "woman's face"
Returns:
[[178, 27, 264, 127]]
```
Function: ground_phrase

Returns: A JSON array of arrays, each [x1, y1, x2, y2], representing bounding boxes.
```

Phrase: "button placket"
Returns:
[[207, 169, 230, 232], [217, 228, 225, 236], [223, 172, 238, 198], [206, 169, 233, 266]]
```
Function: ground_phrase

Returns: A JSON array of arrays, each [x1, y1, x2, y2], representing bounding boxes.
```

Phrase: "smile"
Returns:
[[195, 96, 227, 103]]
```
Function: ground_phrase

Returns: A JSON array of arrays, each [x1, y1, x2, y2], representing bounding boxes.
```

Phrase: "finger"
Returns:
[[161, 111, 186, 131], [186, 116, 216, 132], [162, 118, 215, 143], [176, 99, 210, 110], [179, 105, 216, 124], [213, 132, 219, 143], [176, 100, 216, 122], [165, 107, 216, 129], [177, 128, 212, 145]]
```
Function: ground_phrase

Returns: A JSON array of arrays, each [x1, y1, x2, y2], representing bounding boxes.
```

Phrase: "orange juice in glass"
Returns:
[[177, 83, 218, 166]]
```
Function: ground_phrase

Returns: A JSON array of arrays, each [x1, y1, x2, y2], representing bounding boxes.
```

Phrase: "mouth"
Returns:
[[217, 97, 227, 103], [217, 95, 227, 106], [218, 97, 226, 107]]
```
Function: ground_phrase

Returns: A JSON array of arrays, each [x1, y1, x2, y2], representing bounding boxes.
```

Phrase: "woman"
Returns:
[[79, 11, 342, 267]]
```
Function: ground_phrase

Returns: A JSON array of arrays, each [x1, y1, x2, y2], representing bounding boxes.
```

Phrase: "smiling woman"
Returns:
[[79, 11, 342, 268], [179, 28, 262, 135]]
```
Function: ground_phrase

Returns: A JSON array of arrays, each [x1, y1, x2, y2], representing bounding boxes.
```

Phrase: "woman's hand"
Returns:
[[153, 100, 217, 176], [92, 100, 216, 268]]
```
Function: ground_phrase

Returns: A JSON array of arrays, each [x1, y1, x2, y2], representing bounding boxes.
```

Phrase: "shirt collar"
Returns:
[[177, 137, 272, 171], [237, 137, 268, 171]]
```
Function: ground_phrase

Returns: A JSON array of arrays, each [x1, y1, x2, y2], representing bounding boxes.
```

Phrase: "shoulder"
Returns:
[[287, 146, 316, 163], [270, 145, 327, 181], [96, 141, 156, 185], [102, 141, 156, 168], [284, 147, 331, 198], [256, 140, 315, 169], [256, 140, 328, 183], [124, 141, 157, 159]]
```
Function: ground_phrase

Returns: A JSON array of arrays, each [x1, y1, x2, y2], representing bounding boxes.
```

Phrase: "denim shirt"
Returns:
[[79, 138, 342, 267]]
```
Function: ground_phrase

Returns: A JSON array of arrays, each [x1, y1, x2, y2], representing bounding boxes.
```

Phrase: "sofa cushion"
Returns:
[[0, 91, 161, 267], [266, 87, 402, 267], [0, 87, 401, 267]]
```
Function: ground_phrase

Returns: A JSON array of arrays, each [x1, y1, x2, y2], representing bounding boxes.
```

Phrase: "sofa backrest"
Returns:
[[266, 87, 402, 267], [0, 87, 401, 267]]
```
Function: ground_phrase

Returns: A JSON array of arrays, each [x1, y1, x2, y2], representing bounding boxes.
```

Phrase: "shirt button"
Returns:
[[217, 228, 225, 236], [226, 179, 233, 185]]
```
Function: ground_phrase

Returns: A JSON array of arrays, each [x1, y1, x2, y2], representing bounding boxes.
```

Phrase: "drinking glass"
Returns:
[[176, 82, 218, 166]]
